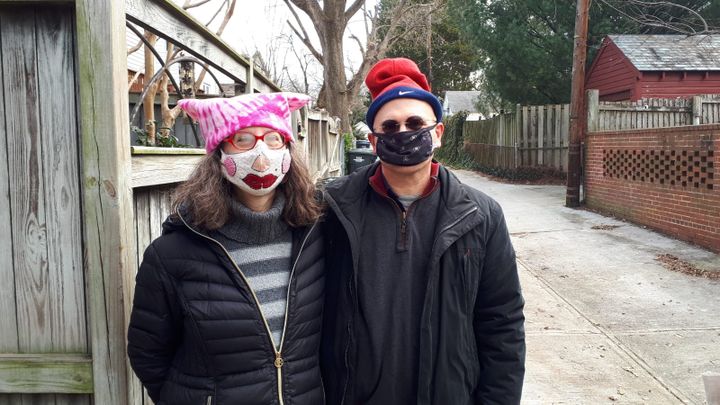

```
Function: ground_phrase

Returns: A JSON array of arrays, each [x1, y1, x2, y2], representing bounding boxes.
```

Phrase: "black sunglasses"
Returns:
[[376, 115, 436, 135]]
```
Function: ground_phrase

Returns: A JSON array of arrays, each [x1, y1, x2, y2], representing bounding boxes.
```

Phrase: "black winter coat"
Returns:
[[127, 212, 325, 405], [320, 163, 525, 405]]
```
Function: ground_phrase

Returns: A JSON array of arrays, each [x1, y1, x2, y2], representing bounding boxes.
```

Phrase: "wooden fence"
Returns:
[[463, 92, 720, 172], [302, 109, 343, 181], [0, 5, 93, 404], [587, 91, 720, 132], [0, 0, 338, 404], [464, 104, 569, 171]]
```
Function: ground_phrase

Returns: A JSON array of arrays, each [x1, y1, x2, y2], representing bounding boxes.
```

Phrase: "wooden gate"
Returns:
[[0, 5, 92, 404]]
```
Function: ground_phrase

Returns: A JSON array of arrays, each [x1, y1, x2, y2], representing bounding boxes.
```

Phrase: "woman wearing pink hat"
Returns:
[[127, 92, 325, 405]]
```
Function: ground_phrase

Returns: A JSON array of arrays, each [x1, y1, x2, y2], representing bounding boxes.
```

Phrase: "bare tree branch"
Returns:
[[598, 0, 719, 35], [362, 2, 371, 40], [283, 0, 444, 130], [344, 0, 365, 24], [193, 0, 235, 91], [128, 30, 155, 56], [183, 0, 213, 10], [215, 0, 236, 34], [629, 0, 709, 32], [284, 0, 325, 63], [128, 70, 142, 88], [205, 0, 228, 26], [288, 0, 324, 21], [349, 33, 365, 55]]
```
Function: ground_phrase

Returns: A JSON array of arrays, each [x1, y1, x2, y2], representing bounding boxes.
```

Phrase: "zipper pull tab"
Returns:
[[274, 352, 284, 368]]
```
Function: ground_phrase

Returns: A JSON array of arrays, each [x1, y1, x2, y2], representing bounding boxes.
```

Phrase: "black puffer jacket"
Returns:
[[321, 163, 525, 405], [127, 212, 324, 405]]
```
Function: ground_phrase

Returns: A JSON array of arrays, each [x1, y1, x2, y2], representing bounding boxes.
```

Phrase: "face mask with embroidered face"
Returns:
[[220, 140, 292, 196]]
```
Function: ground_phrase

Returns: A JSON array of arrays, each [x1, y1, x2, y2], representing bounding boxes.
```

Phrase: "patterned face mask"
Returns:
[[374, 124, 438, 166], [220, 141, 291, 196]]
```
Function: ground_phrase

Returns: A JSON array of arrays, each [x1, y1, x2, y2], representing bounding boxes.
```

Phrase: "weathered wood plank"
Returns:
[[125, 0, 279, 93], [76, 0, 134, 403], [598, 105, 688, 112], [554, 105, 562, 169], [128, 192, 146, 405], [131, 145, 205, 155], [131, 153, 203, 188], [135, 191, 152, 262], [149, 189, 164, 242], [693, 95, 703, 125], [0, 354, 93, 394], [521, 106, 529, 166], [2, 7, 52, 353], [0, 395, 23, 405], [36, 6, 87, 354], [537, 105, 544, 165], [0, 9, 19, 355]]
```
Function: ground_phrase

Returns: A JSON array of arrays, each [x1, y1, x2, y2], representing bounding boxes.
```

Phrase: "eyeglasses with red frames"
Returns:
[[223, 130, 286, 153], [374, 115, 436, 135]]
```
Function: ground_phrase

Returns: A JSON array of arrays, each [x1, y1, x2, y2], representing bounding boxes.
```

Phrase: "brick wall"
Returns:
[[585, 124, 720, 252]]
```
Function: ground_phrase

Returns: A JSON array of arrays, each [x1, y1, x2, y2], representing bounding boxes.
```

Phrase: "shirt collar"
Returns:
[[369, 161, 441, 205]]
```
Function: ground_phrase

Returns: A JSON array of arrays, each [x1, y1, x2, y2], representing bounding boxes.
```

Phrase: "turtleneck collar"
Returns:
[[215, 192, 289, 244]]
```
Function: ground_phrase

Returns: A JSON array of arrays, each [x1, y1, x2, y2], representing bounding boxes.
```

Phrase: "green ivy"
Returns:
[[132, 122, 190, 148], [434, 112, 475, 169]]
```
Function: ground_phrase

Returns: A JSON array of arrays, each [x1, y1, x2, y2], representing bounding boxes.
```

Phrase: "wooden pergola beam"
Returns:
[[126, 0, 281, 93]]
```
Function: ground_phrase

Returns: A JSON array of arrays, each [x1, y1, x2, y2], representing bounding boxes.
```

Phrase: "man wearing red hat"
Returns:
[[321, 58, 525, 404]]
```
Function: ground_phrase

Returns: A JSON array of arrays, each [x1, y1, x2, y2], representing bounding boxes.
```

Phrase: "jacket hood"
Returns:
[[161, 204, 196, 235]]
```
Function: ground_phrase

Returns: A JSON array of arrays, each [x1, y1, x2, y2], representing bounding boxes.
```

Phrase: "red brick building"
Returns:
[[585, 35, 720, 101]]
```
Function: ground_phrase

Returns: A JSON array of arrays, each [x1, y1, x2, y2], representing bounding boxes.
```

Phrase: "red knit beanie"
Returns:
[[365, 58, 443, 129]]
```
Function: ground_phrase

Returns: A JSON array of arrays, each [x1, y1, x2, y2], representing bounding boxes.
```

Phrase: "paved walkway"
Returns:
[[452, 169, 720, 404]]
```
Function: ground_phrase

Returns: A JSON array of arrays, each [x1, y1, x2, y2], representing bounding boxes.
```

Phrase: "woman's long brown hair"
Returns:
[[172, 144, 322, 231]]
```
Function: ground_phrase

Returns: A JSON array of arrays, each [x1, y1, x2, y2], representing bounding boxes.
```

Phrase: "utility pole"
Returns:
[[566, 0, 590, 207]]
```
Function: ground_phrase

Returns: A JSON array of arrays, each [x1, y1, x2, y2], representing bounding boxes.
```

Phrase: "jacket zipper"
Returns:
[[179, 213, 317, 405], [277, 221, 318, 405]]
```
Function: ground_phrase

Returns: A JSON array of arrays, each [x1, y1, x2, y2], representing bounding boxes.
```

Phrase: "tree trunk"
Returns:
[[320, 21, 351, 132]]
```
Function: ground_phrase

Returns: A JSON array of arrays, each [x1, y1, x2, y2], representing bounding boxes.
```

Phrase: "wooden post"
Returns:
[[554, 104, 562, 169], [566, 0, 590, 207], [246, 57, 255, 94], [586, 89, 600, 133], [693, 95, 703, 125], [179, 60, 195, 98], [704, 372, 720, 404], [76, 0, 134, 403]]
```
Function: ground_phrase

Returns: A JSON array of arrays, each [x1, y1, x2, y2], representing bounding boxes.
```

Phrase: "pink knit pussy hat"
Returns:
[[177, 92, 311, 153]]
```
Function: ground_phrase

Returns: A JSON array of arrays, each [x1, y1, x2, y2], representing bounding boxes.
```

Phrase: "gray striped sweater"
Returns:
[[211, 194, 291, 349]]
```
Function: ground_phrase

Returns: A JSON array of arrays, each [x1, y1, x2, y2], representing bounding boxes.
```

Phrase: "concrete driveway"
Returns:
[[452, 169, 720, 404]]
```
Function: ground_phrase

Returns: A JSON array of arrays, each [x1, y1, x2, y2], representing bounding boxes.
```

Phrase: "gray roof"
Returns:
[[443, 91, 482, 114], [609, 34, 720, 71]]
